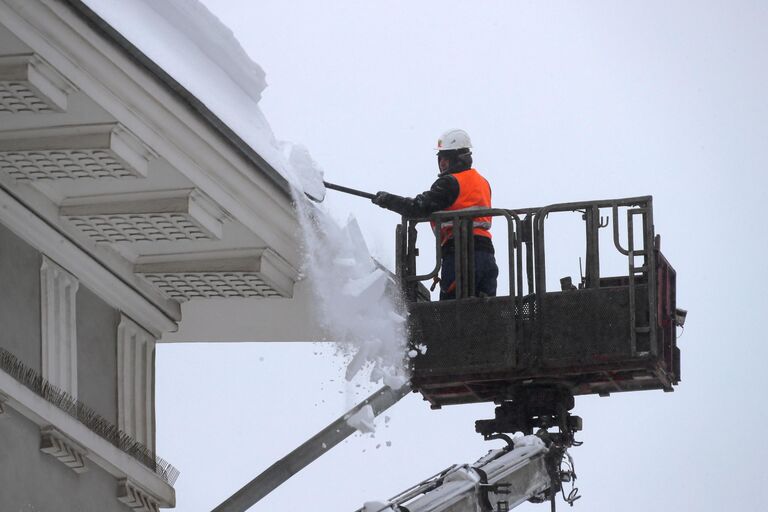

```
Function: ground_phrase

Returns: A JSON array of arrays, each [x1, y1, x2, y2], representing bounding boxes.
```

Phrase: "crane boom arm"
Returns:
[[360, 439, 553, 512]]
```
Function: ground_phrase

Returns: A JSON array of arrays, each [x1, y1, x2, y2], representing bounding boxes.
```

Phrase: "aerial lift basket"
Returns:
[[397, 196, 682, 410]]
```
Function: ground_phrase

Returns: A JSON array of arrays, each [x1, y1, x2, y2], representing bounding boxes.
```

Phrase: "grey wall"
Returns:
[[0, 222, 42, 372], [77, 285, 120, 426], [0, 219, 121, 425], [0, 406, 132, 512]]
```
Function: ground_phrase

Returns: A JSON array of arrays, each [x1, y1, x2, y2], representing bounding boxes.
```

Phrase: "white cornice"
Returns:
[[135, 248, 299, 300], [0, 123, 156, 179], [0, 0, 302, 268], [60, 189, 228, 243], [0, 368, 175, 507], [0, 52, 76, 111]]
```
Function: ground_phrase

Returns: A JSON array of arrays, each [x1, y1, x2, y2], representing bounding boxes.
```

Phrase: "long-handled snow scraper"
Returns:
[[323, 181, 376, 200], [211, 384, 410, 512], [305, 181, 376, 203]]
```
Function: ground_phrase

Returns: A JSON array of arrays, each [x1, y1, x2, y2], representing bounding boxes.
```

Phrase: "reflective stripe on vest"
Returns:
[[432, 168, 492, 245]]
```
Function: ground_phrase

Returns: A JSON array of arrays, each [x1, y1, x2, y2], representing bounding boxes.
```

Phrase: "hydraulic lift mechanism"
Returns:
[[387, 195, 683, 510], [356, 437, 565, 512]]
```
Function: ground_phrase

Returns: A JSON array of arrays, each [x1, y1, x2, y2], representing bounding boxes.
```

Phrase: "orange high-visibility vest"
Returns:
[[435, 168, 492, 245]]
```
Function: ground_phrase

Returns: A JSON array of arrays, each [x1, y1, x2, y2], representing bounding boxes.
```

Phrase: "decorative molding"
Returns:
[[141, 272, 281, 301], [65, 214, 210, 244], [40, 426, 89, 474], [1, 0, 302, 276], [117, 479, 160, 512], [0, 123, 154, 180], [117, 315, 155, 452], [0, 184, 179, 337], [60, 189, 226, 243], [0, 391, 7, 416], [0, 368, 175, 506], [135, 248, 298, 301], [0, 53, 76, 112], [40, 256, 79, 397]]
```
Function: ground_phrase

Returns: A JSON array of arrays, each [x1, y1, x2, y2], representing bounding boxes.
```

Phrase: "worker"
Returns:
[[371, 129, 498, 300]]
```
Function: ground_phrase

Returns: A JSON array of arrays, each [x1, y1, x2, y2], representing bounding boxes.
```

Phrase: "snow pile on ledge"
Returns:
[[82, 0, 319, 195]]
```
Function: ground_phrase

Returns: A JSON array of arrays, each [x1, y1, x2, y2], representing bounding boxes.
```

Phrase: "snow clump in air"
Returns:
[[346, 405, 376, 434], [289, 147, 410, 397]]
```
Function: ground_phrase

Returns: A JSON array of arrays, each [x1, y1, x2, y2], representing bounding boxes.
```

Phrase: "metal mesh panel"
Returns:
[[538, 286, 647, 363], [409, 297, 518, 376], [407, 285, 676, 407]]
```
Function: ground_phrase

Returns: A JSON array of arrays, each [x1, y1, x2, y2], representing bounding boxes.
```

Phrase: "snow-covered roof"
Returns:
[[75, 0, 307, 195]]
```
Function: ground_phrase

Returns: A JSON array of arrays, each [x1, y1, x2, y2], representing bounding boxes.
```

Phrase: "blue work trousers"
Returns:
[[439, 250, 499, 300]]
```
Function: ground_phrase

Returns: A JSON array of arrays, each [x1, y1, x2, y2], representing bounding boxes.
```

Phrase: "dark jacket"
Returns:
[[376, 169, 494, 253]]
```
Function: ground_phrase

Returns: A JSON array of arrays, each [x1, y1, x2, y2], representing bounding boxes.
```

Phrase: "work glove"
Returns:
[[372, 191, 393, 208]]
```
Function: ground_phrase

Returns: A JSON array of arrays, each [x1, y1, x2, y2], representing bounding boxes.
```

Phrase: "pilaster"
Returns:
[[40, 255, 79, 397], [117, 315, 155, 452]]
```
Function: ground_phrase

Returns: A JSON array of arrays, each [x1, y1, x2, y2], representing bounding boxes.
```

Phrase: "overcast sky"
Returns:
[[156, 2, 768, 511]]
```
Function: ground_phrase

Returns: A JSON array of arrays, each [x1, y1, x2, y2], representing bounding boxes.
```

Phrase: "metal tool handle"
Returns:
[[323, 181, 376, 200]]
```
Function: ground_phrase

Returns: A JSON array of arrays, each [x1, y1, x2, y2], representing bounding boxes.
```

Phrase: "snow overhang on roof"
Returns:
[[0, 0, 307, 338], [66, 0, 290, 197]]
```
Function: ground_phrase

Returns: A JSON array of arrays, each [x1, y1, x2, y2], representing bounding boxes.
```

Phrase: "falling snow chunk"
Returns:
[[346, 404, 376, 434], [288, 144, 325, 200], [289, 128, 408, 400], [343, 217, 375, 268], [407, 350, 418, 358], [346, 344, 373, 381], [383, 373, 408, 390], [334, 257, 358, 268], [341, 269, 388, 299], [321, 442, 327, 449], [370, 366, 384, 383]]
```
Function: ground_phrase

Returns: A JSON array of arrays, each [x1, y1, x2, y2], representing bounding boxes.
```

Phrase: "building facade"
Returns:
[[0, 0, 305, 510]]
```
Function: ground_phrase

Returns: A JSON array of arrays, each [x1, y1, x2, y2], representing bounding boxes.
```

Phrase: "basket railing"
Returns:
[[396, 196, 657, 359]]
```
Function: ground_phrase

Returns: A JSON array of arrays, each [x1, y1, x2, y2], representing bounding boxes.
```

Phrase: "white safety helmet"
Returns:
[[436, 129, 472, 151]]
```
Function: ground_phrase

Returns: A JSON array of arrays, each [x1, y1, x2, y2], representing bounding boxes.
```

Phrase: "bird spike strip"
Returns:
[[0, 347, 179, 485]]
